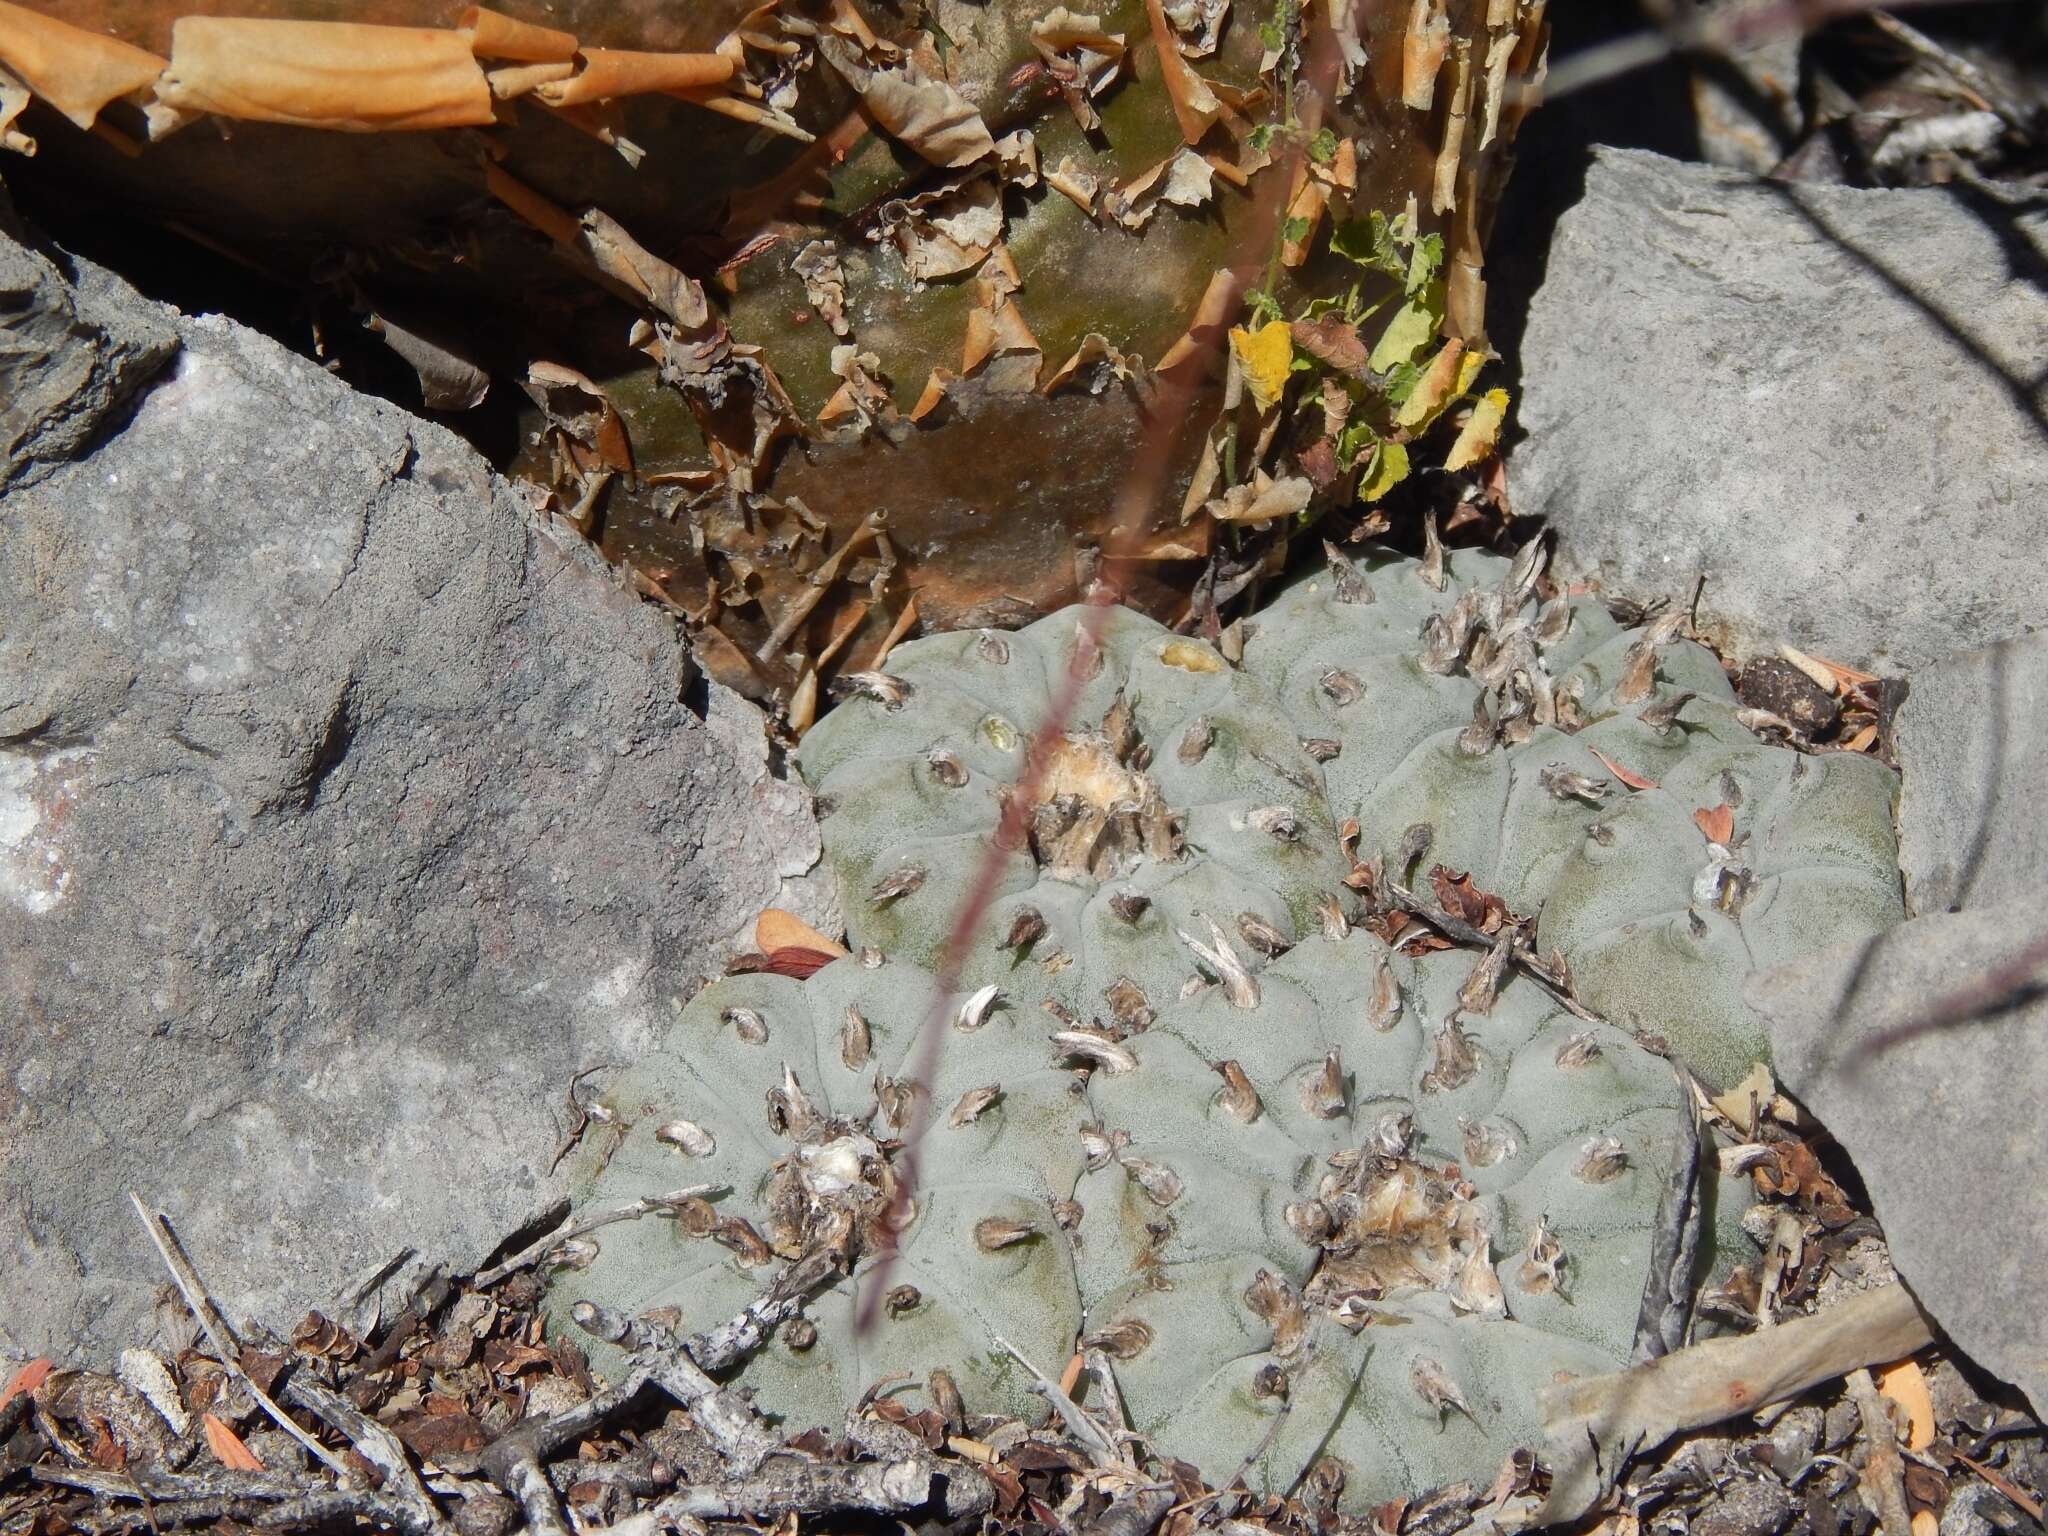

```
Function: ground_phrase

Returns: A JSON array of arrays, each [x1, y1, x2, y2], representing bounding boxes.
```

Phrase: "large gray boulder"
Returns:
[[1753, 633, 2048, 1415], [1514, 147, 2048, 675], [1894, 633, 2048, 917], [1749, 909, 2048, 1419], [0, 232, 829, 1363]]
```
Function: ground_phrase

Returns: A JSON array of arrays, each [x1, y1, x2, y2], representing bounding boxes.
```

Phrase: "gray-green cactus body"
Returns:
[[547, 955, 1089, 1418], [795, 605, 1348, 1022], [1079, 927, 1692, 1503], [1240, 545, 1903, 1088], [550, 926, 1693, 1509]]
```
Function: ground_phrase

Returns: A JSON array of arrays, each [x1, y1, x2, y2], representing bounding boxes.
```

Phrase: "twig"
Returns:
[[1951, 1450, 2048, 1523], [1852, 924, 2048, 1067], [609, 1456, 930, 1531], [270, 1369, 450, 1536], [1542, 0, 1985, 103], [991, 1335, 1122, 1469], [127, 1193, 352, 1480], [570, 1302, 781, 1471], [1867, 10, 2022, 127], [1846, 1366, 1914, 1536], [1536, 1282, 1935, 1523], [32, 1464, 426, 1533], [1380, 878, 1598, 1021], [472, 1188, 719, 1288], [687, 1248, 842, 1372]]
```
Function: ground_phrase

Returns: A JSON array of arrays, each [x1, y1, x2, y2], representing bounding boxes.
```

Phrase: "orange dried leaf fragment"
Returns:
[[0, 0, 164, 131], [461, 7, 577, 63], [1693, 803, 1735, 847], [1588, 745, 1659, 792], [203, 1412, 266, 1472], [156, 18, 495, 132], [0, 1358, 51, 1408], [534, 48, 733, 108]]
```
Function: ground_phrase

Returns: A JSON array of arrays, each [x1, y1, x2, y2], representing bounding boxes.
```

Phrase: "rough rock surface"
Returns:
[[0, 231, 829, 1363], [1514, 147, 2048, 674], [1895, 634, 2048, 917], [0, 200, 178, 490], [1749, 907, 2048, 1418]]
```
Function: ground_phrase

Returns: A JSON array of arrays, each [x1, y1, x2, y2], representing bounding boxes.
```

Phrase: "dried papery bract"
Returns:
[[975, 1217, 1040, 1251], [1300, 1051, 1347, 1120], [1368, 955, 1404, 1032], [1518, 1217, 1567, 1298], [1213, 1060, 1262, 1122], [1410, 1355, 1476, 1424], [1053, 1029, 1137, 1075], [656, 1119, 717, 1157], [1002, 907, 1048, 952], [840, 1006, 872, 1069], [947, 1084, 1002, 1127], [1420, 1016, 1478, 1093], [1572, 1135, 1628, 1184], [955, 984, 1003, 1030], [1178, 917, 1260, 1009]]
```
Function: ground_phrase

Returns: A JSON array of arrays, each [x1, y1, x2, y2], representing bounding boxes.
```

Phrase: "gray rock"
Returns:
[[0, 225, 179, 491], [1748, 906, 2048, 1418], [1895, 634, 2048, 917], [1515, 147, 2048, 674], [0, 237, 830, 1363]]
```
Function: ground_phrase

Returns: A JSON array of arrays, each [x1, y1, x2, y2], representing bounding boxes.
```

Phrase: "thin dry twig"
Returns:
[[473, 1187, 719, 1288], [1380, 877, 1597, 1021], [127, 1192, 353, 1480], [1846, 1366, 1914, 1536]]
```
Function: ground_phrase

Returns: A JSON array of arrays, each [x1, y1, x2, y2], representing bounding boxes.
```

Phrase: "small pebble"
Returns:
[[1738, 657, 1839, 736]]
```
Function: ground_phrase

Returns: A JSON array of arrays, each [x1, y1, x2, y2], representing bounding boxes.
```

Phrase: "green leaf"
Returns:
[[1306, 127, 1338, 164], [1406, 232, 1445, 295], [1366, 280, 1444, 374], [1248, 123, 1277, 153], [1258, 19, 1283, 51], [1382, 360, 1422, 406], [1330, 212, 1402, 279], [1359, 439, 1411, 501], [1242, 287, 1285, 326], [1337, 419, 1379, 466], [1281, 215, 1312, 247]]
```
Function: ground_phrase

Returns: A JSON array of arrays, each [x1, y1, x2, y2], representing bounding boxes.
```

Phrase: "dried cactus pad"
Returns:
[[548, 929, 1693, 1509], [1241, 544, 1903, 1088], [795, 605, 1348, 1020]]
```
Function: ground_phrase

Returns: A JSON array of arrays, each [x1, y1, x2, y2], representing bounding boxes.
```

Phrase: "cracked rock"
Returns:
[[0, 226, 830, 1362]]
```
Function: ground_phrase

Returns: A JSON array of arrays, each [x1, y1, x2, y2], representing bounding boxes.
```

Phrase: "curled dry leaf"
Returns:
[[1587, 746, 1660, 792], [1103, 145, 1215, 229], [1429, 866, 1511, 933], [755, 909, 848, 959], [1206, 471, 1313, 527]]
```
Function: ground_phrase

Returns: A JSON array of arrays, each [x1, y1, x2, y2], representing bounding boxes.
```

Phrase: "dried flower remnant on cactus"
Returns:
[[796, 605, 1347, 1017], [548, 914, 1697, 1511]]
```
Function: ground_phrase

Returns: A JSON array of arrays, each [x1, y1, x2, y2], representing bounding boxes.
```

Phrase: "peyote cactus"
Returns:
[[550, 928, 1696, 1508], [794, 604, 1349, 1021], [1237, 542, 1905, 1089]]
